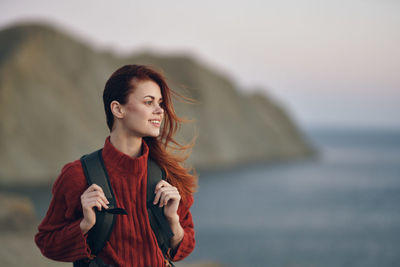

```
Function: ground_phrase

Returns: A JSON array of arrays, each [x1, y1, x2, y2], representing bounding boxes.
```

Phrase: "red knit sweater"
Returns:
[[35, 137, 195, 267]]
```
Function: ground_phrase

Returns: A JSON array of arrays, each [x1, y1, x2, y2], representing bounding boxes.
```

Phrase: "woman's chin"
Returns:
[[146, 131, 160, 138]]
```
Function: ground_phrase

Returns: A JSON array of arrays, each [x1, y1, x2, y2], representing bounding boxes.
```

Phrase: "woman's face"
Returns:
[[119, 79, 164, 138]]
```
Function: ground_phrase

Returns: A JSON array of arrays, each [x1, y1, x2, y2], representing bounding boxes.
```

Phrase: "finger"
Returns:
[[153, 189, 161, 205], [157, 189, 179, 207], [93, 200, 103, 211], [84, 197, 109, 210], [162, 191, 181, 206], [83, 184, 104, 195], [91, 199, 108, 211], [154, 180, 170, 193], [82, 193, 109, 208], [153, 186, 169, 205], [94, 197, 109, 209], [159, 193, 171, 207], [89, 184, 104, 193], [153, 186, 173, 205], [84, 191, 109, 204], [83, 199, 102, 211]]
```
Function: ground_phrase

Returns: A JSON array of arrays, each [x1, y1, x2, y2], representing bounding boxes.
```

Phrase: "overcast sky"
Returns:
[[1, 0, 399, 129]]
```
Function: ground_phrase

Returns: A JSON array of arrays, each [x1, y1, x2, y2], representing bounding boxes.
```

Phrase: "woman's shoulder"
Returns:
[[61, 159, 83, 175], [52, 159, 87, 194]]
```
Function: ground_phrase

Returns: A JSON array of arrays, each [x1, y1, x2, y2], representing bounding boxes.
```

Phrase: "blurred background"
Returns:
[[0, 0, 399, 266]]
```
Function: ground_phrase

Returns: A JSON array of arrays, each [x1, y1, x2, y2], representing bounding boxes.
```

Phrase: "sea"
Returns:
[[30, 128, 400, 267], [185, 128, 400, 267]]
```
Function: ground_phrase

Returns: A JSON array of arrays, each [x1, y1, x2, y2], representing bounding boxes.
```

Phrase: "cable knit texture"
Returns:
[[35, 137, 195, 267]]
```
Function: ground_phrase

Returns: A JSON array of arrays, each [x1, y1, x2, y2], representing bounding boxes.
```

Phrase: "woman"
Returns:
[[35, 65, 197, 267]]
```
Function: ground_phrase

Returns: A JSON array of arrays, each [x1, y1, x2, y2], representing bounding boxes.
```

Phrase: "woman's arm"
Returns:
[[168, 198, 195, 261], [154, 181, 195, 261], [35, 161, 93, 262], [166, 214, 185, 249]]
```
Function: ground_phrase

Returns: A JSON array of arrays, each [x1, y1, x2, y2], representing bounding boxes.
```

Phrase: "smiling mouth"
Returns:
[[149, 119, 161, 127]]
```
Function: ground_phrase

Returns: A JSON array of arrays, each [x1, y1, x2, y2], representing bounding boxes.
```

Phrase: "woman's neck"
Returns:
[[109, 129, 143, 158]]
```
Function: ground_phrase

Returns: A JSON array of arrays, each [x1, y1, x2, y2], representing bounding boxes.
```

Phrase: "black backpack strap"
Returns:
[[78, 149, 126, 258], [146, 158, 175, 263], [74, 149, 174, 266]]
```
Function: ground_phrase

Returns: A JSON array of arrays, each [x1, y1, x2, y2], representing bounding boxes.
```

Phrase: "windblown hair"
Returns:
[[103, 65, 197, 201]]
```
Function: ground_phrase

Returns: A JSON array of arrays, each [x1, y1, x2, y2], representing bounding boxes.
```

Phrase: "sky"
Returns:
[[1, 0, 399, 130]]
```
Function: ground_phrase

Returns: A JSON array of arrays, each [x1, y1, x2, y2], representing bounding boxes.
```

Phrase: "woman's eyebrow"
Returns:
[[144, 95, 163, 101]]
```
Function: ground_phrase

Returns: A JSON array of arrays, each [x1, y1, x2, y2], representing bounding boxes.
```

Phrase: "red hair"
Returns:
[[103, 65, 197, 202]]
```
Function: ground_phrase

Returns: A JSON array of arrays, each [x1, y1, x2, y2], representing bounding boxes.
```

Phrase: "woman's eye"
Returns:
[[145, 101, 152, 105]]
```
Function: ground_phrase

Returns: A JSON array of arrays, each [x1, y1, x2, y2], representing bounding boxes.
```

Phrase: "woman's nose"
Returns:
[[154, 104, 164, 114]]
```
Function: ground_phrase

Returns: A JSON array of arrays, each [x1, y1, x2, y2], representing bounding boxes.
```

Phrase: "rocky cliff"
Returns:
[[0, 23, 314, 185]]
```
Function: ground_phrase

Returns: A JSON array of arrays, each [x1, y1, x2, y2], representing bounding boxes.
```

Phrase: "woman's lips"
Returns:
[[149, 119, 161, 127]]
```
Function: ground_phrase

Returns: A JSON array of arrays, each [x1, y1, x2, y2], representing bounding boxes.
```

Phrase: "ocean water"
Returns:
[[185, 128, 400, 267], [26, 128, 400, 266]]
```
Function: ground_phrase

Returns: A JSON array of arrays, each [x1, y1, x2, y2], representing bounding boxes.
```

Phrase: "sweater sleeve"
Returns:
[[169, 195, 196, 262], [35, 161, 92, 262]]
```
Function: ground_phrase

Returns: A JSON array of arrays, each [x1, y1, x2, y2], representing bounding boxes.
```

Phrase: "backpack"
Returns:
[[73, 149, 175, 267]]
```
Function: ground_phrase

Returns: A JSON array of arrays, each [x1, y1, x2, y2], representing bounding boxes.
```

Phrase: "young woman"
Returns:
[[35, 65, 197, 267]]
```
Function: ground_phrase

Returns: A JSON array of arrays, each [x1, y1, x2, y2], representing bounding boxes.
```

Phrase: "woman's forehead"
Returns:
[[130, 79, 162, 98]]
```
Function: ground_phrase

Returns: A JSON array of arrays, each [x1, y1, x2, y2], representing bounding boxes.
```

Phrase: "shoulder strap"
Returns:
[[80, 149, 117, 256], [146, 158, 175, 258], [77, 150, 174, 264]]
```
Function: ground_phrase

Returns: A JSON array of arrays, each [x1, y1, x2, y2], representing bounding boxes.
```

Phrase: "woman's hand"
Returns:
[[153, 180, 181, 221], [153, 180, 185, 249], [80, 184, 109, 234]]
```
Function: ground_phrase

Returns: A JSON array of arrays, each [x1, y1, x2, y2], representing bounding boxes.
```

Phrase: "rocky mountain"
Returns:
[[0, 23, 314, 185]]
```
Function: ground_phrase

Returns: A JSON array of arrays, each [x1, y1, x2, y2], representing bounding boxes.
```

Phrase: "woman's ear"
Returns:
[[110, 100, 125, 119]]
